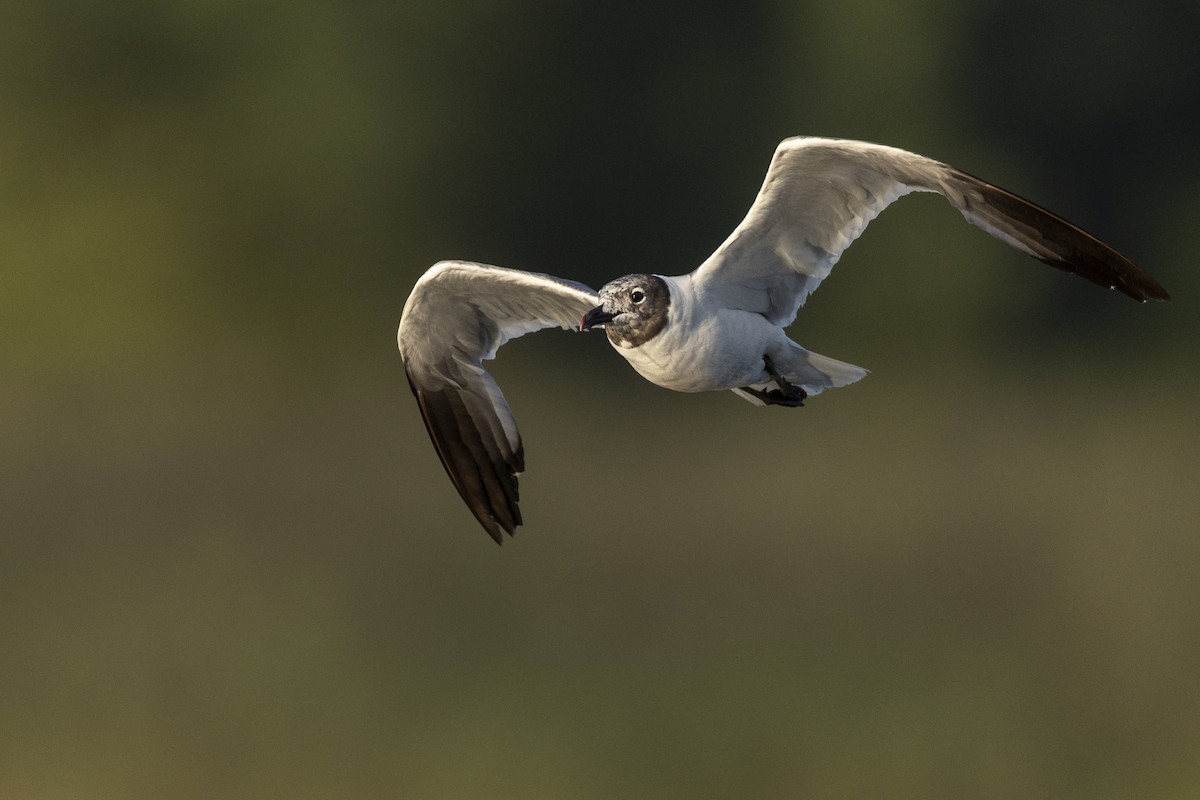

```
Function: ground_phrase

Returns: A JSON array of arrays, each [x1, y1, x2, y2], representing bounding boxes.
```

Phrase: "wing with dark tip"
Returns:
[[693, 137, 1169, 326], [398, 261, 599, 543]]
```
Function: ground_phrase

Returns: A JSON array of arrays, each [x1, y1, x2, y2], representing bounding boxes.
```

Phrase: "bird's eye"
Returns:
[[631, 289, 646, 304]]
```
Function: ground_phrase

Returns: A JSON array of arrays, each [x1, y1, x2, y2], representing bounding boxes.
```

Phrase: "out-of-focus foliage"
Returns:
[[2, 1, 1197, 798]]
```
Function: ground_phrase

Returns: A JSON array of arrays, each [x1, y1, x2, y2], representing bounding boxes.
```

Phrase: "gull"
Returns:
[[398, 137, 1169, 543]]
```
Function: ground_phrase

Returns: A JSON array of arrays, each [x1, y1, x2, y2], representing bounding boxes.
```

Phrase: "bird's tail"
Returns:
[[731, 345, 867, 406]]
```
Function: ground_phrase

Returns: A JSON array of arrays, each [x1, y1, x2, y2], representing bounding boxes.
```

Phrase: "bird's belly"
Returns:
[[614, 310, 776, 393]]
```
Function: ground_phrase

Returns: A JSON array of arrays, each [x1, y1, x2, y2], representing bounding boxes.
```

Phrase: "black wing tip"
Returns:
[[406, 377, 526, 546], [479, 516, 515, 545], [956, 171, 1171, 305], [485, 516, 523, 545], [1100, 257, 1171, 304], [474, 495, 523, 545], [1141, 282, 1172, 303], [1133, 286, 1172, 304], [1035, 250, 1171, 304]]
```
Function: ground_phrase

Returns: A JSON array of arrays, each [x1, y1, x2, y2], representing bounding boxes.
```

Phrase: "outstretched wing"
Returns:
[[398, 261, 599, 543], [692, 137, 1169, 326]]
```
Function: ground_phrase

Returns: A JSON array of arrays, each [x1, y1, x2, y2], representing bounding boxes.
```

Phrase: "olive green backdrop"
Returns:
[[4, 1, 1199, 797]]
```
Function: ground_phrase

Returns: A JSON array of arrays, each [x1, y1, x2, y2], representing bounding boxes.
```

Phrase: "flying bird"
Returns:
[[398, 137, 1169, 543]]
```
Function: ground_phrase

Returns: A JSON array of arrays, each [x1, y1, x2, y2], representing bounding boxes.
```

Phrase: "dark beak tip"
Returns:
[[580, 305, 613, 331]]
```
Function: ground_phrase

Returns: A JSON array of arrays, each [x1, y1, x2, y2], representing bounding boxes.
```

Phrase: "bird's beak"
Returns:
[[580, 305, 614, 331]]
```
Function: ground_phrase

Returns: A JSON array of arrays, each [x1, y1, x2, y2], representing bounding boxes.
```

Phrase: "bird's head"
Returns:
[[580, 274, 671, 348]]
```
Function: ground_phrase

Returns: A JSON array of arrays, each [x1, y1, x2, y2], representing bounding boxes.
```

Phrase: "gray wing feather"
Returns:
[[398, 261, 599, 543], [693, 137, 1168, 327]]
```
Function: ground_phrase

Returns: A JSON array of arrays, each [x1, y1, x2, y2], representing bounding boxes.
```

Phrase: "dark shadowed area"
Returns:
[[3, 1, 1198, 797]]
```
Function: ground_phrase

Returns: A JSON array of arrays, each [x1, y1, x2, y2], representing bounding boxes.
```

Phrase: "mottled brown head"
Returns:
[[579, 274, 670, 348]]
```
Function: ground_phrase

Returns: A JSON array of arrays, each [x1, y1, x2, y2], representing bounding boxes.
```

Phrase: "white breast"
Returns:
[[610, 275, 781, 393]]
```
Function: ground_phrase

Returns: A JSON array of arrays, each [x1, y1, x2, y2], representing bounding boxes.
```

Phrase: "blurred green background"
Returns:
[[3, 1, 1199, 797]]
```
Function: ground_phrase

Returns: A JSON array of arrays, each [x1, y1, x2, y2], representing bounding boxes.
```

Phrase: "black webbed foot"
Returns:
[[755, 354, 808, 406], [771, 376, 807, 405], [739, 385, 807, 407]]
